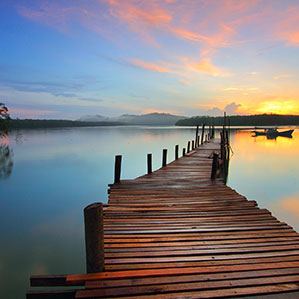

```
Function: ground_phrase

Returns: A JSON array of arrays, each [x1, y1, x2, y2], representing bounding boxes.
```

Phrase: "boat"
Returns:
[[252, 128, 294, 138]]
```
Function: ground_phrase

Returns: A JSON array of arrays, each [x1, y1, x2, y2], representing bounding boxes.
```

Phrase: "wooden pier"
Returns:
[[27, 129, 299, 298]]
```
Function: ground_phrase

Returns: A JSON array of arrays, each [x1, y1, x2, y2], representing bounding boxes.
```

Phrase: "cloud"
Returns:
[[274, 6, 299, 46], [225, 102, 241, 115], [9, 107, 57, 118], [79, 97, 104, 103], [273, 74, 293, 80], [179, 79, 191, 86], [222, 87, 258, 92], [222, 87, 240, 91], [127, 58, 176, 74], [190, 58, 231, 77]]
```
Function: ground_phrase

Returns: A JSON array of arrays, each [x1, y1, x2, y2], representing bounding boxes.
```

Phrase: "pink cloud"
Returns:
[[128, 58, 178, 74], [10, 108, 57, 119], [189, 58, 231, 77]]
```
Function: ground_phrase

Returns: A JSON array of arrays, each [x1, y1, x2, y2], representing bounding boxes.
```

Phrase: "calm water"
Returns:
[[0, 126, 298, 298]]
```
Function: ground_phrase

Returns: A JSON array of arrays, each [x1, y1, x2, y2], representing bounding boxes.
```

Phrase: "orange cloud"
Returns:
[[275, 6, 299, 46], [273, 74, 293, 80], [179, 79, 191, 86], [128, 58, 178, 74], [190, 58, 231, 77], [128, 56, 230, 78]]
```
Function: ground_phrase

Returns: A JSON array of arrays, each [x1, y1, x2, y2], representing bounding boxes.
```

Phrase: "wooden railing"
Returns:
[[113, 124, 215, 183]]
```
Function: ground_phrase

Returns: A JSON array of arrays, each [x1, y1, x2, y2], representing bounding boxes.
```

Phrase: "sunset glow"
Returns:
[[0, 0, 298, 119]]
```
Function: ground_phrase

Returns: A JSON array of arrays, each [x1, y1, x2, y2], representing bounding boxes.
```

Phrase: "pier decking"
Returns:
[[28, 137, 299, 298]]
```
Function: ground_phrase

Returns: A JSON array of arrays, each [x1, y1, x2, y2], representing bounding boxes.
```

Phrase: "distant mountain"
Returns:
[[78, 114, 109, 122], [79, 113, 186, 125]]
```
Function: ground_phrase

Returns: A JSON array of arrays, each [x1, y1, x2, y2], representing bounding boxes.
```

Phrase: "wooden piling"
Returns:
[[84, 203, 104, 273], [201, 124, 205, 144], [114, 155, 122, 184], [187, 141, 190, 153], [147, 153, 152, 174], [195, 125, 199, 147], [182, 148, 186, 156], [175, 145, 179, 160], [162, 149, 167, 167]]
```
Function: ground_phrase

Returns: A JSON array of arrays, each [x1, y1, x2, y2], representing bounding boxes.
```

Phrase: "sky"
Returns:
[[0, 0, 299, 119]]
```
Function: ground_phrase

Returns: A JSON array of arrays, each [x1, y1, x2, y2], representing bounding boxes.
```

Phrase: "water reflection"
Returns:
[[0, 136, 13, 179], [227, 127, 299, 232], [0, 126, 298, 299]]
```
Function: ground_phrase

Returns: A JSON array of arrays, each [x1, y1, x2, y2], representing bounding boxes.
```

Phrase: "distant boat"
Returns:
[[252, 128, 294, 138]]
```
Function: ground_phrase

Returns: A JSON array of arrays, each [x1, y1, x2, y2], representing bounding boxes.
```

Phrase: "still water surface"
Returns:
[[0, 126, 298, 298]]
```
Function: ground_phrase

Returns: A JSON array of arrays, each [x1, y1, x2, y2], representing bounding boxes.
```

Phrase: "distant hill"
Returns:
[[176, 114, 299, 126], [79, 113, 186, 125], [78, 114, 109, 122]]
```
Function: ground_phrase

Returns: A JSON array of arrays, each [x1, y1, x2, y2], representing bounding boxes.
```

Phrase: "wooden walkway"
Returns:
[[28, 138, 299, 298]]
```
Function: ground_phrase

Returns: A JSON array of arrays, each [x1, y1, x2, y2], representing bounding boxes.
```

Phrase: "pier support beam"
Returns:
[[84, 203, 104, 273], [147, 153, 152, 174], [114, 155, 122, 184], [175, 145, 179, 160], [201, 124, 205, 144], [162, 149, 167, 167]]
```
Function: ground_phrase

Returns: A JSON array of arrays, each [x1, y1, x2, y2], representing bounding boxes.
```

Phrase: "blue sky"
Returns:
[[1, 0, 299, 119]]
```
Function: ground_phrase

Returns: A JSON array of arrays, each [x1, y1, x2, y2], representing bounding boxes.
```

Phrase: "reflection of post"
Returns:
[[0, 144, 13, 179], [84, 203, 104, 273]]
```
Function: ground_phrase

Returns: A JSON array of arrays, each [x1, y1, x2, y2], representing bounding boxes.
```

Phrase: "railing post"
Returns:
[[192, 140, 194, 150], [175, 145, 179, 160], [201, 124, 205, 144], [162, 149, 167, 167], [211, 153, 219, 179], [183, 148, 186, 156], [114, 155, 122, 183], [84, 203, 104, 273], [147, 153, 152, 174], [187, 141, 190, 153], [195, 125, 199, 147]]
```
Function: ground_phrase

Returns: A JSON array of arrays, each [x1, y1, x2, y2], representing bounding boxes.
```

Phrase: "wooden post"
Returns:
[[162, 149, 167, 167], [201, 124, 205, 144], [183, 148, 186, 156], [147, 153, 152, 174], [192, 140, 194, 150], [175, 145, 179, 160], [211, 153, 219, 179], [114, 155, 122, 184], [84, 203, 104, 273], [195, 125, 199, 147], [187, 141, 190, 153]]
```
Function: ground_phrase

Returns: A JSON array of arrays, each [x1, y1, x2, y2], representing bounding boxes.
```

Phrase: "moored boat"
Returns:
[[252, 128, 294, 138]]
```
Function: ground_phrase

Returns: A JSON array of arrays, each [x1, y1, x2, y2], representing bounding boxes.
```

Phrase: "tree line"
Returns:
[[176, 114, 299, 126], [8, 119, 125, 129]]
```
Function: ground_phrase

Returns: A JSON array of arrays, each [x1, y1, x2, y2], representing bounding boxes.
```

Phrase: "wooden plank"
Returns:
[[67, 261, 299, 283], [100, 284, 299, 299], [77, 275, 299, 298]]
